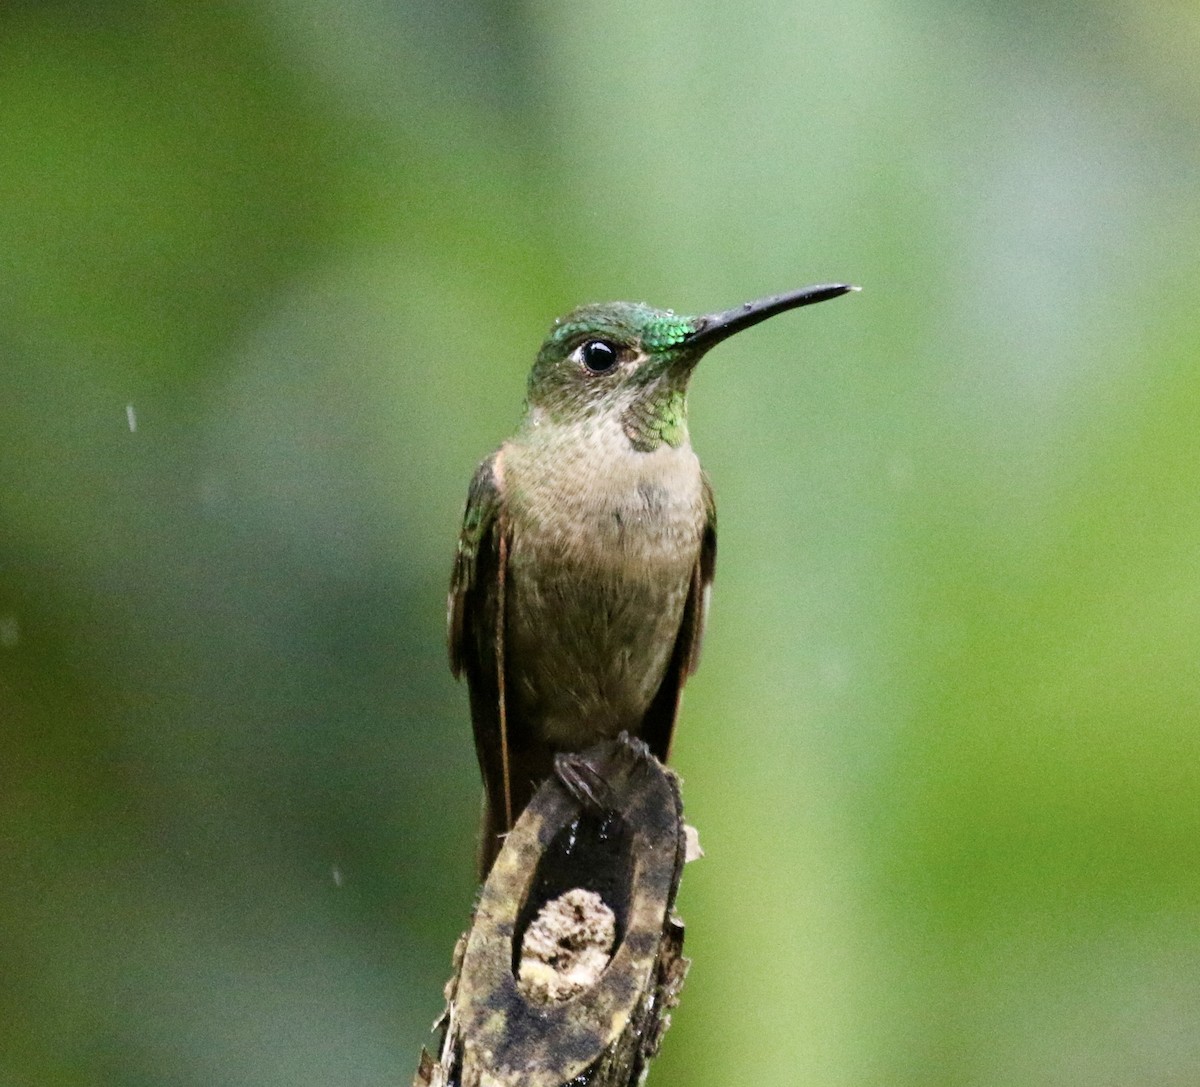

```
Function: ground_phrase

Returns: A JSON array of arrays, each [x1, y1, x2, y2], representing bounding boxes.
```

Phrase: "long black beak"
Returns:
[[686, 283, 859, 350]]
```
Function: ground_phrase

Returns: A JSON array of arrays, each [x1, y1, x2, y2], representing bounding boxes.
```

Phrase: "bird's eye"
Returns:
[[579, 339, 619, 374]]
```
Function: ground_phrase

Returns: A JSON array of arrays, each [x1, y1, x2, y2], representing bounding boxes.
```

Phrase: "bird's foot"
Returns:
[[615, 730, 651, 761], [553, 752, 614, 814]]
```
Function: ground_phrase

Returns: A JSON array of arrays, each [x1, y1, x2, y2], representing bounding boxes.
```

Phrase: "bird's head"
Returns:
[[523, 284, 856, 452]]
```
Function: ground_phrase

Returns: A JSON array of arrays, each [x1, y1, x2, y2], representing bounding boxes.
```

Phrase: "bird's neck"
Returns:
[[505, 414, 702, 532], [523, 379, 691, 455]]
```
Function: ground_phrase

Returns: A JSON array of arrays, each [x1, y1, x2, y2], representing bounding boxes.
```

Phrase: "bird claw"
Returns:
[[615, 730, 651, 761], [553, 752, 615, 813]]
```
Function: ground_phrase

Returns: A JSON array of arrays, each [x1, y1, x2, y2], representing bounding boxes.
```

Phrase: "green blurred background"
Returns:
[[3, 2, 1199, 1084]]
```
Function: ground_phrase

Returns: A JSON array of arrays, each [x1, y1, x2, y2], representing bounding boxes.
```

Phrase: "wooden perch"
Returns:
[[414, 736, 693, 1087]]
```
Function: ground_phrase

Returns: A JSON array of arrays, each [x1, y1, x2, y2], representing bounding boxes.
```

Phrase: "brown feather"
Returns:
[[638, 475, 716, 760]]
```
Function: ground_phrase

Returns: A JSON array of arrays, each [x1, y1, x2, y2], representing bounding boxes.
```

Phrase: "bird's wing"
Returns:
[[640, 473, 717, 761], [447, 450, 513, 857], [448, 451, 502, 677]]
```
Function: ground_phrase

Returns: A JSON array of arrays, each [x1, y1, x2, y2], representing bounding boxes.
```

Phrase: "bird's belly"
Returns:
[[506, 523, 698, 750]]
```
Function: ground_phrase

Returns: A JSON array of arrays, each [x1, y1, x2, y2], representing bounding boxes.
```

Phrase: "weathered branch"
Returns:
[[414, 737, 693, 1087]]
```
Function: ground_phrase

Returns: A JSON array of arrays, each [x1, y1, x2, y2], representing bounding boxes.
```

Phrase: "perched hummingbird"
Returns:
[[449, 283, 856, 873]]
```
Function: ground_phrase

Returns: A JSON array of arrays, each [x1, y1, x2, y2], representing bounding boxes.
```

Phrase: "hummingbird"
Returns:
[[449, 283, 857, 874]]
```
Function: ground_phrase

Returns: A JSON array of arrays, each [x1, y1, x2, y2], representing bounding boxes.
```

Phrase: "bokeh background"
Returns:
[[3, 2, 1199, 1084]]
